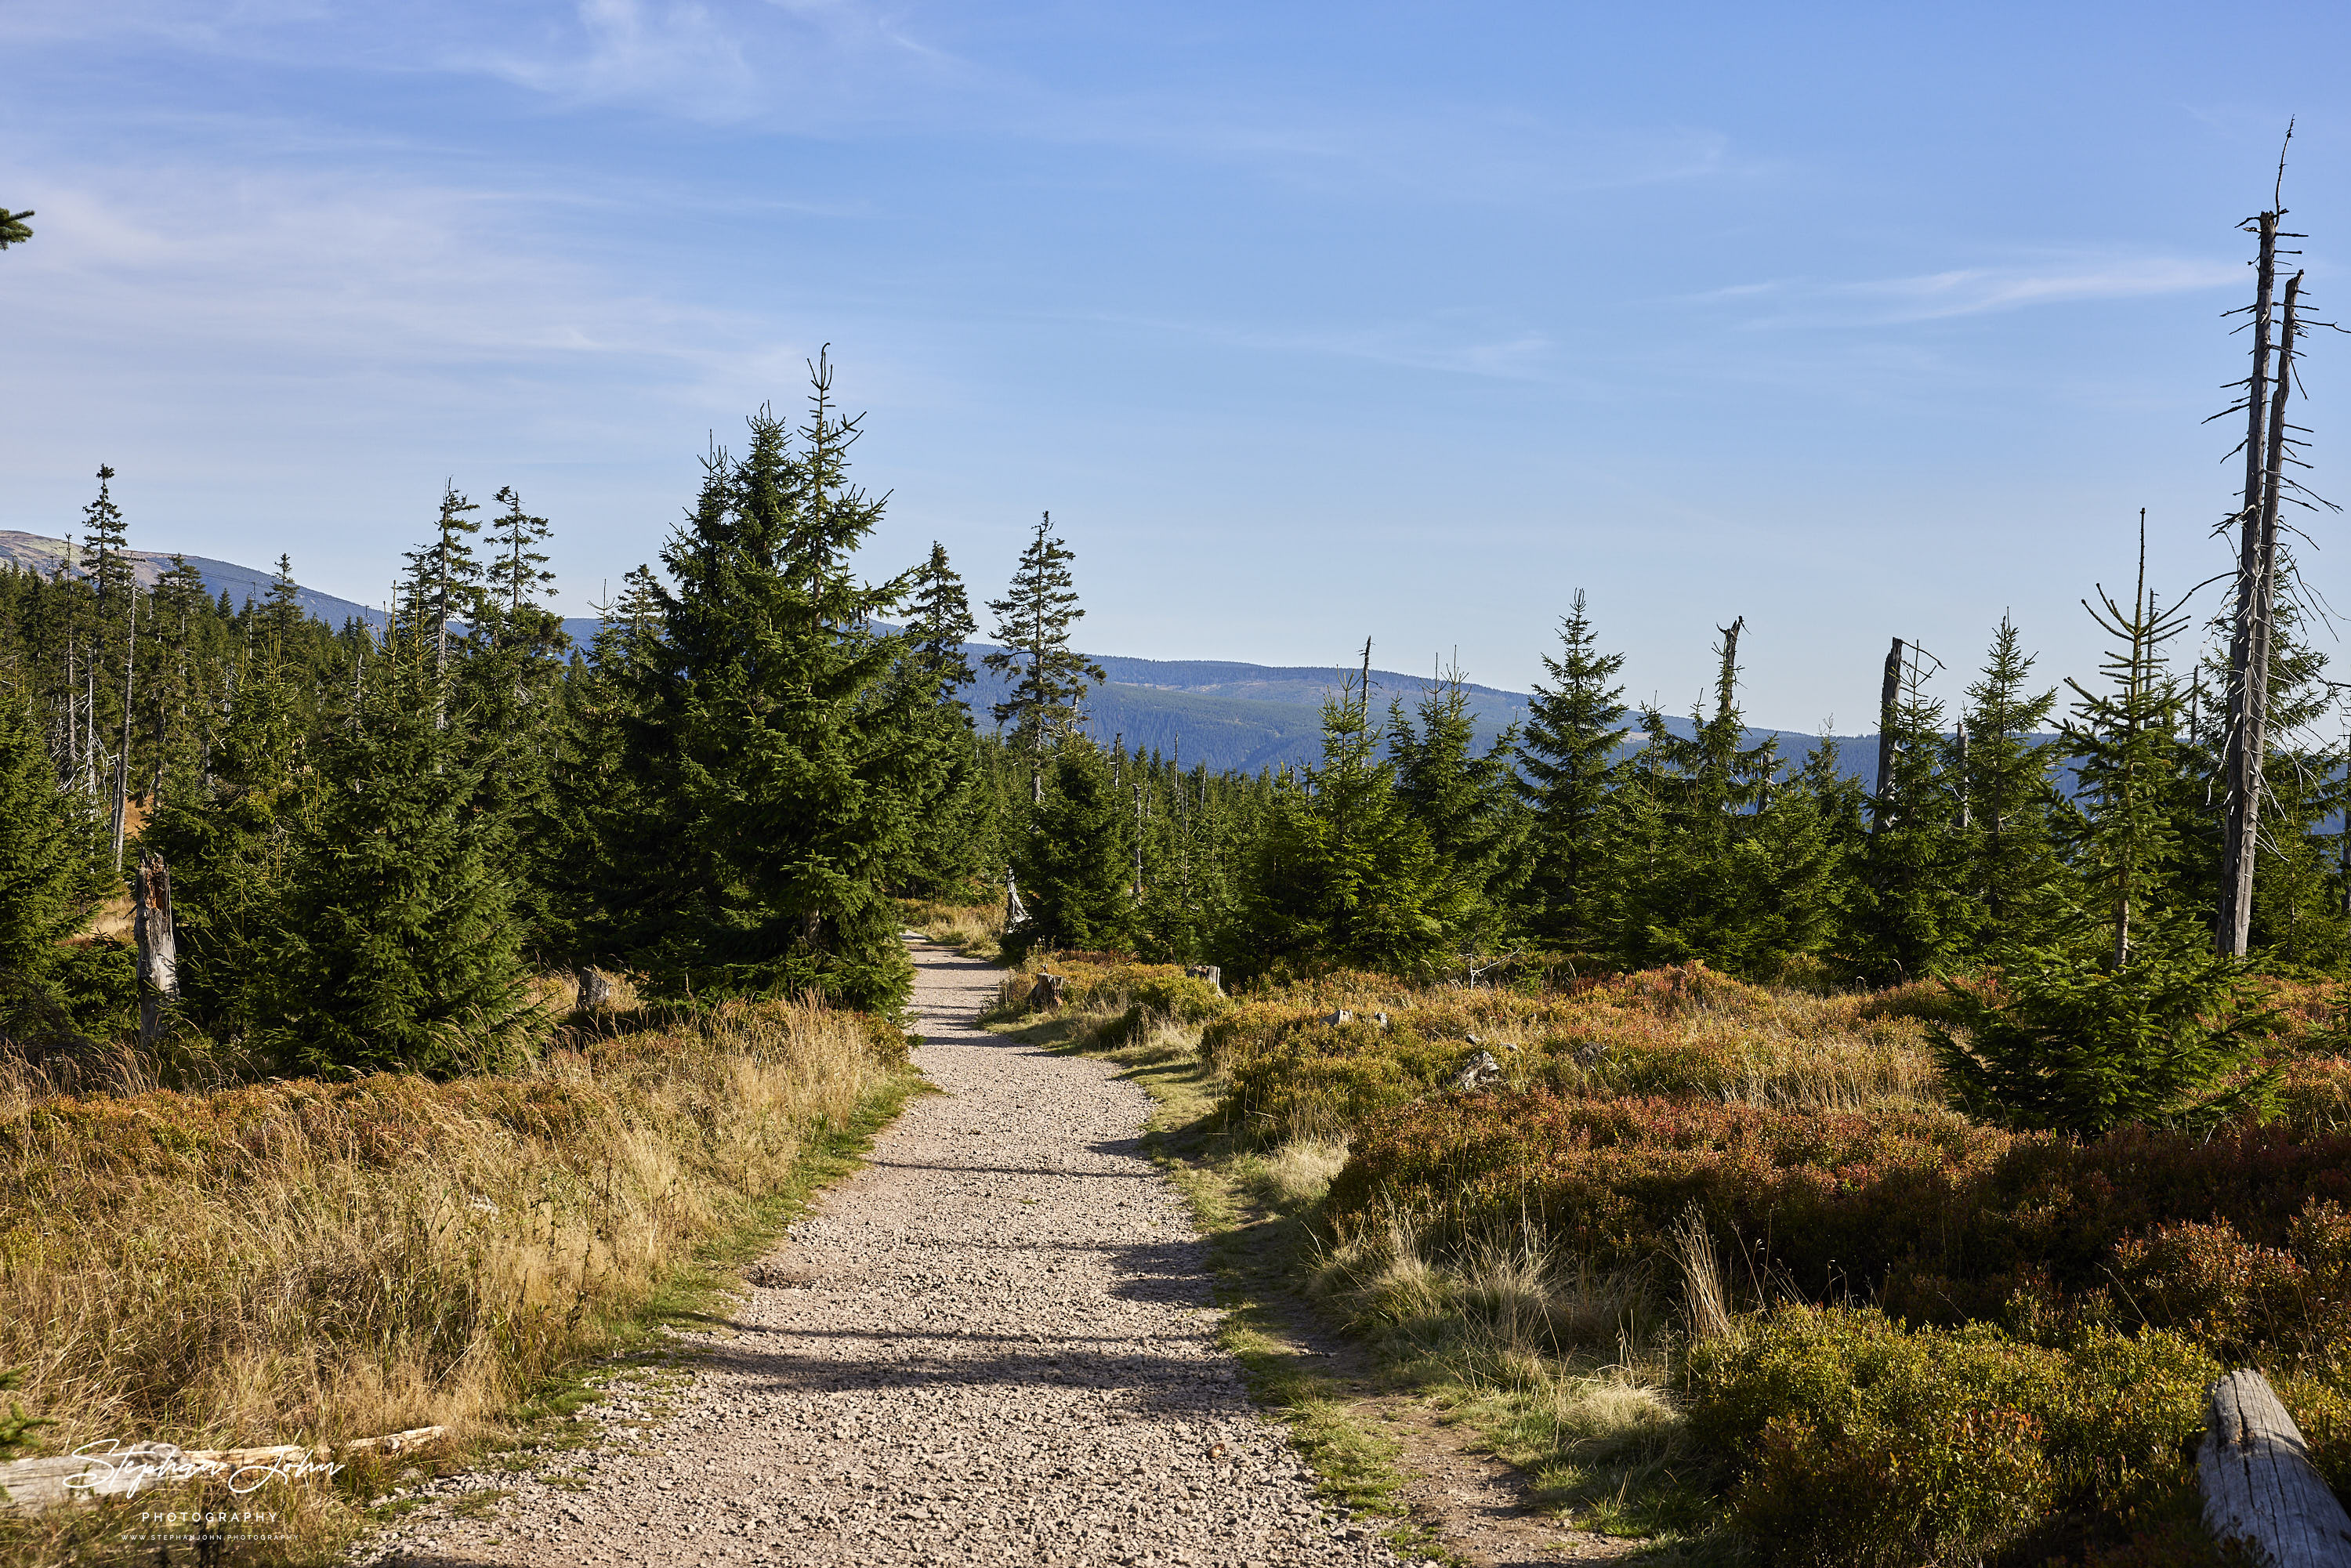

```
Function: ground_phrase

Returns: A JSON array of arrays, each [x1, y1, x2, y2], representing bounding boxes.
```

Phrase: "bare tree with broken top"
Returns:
[[2215, 126, 2336, 958]]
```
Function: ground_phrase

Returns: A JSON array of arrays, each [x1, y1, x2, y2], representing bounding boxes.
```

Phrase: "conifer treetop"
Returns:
[[984, 512, 1105, 755]]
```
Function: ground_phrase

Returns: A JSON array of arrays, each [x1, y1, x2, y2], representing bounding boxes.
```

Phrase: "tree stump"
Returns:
[[1029, 972, 1067, 1010], [2201, 1368, 2351, 1566], [133, 853, 178, 1048], [575, 966, 615, 1010], [1450, 1049, 1504, 1092], [1184, 965, 1223, 994]]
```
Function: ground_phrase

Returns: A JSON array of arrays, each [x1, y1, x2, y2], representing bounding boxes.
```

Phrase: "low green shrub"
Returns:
[[1683, 1305, 2216, 1567]]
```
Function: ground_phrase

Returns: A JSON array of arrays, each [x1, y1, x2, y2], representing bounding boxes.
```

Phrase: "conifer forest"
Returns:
[[14, 182, 2351, 1568]]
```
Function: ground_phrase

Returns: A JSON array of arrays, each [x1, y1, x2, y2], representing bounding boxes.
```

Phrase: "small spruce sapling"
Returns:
[[1931, 945, 2276, 1136]]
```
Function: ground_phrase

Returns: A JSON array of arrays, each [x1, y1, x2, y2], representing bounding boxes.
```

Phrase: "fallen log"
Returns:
[[0, 1426, 448, 1514], [2201, 1370, 2351, 1566]]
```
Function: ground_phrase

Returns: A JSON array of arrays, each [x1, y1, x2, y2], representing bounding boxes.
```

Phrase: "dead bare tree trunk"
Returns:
[[110, 585, 136, 871], [82, 653, 96, 798], [1715, 618, 1744, 722], [1954, 721, 1971, 833], [1872, 637, 1904, 838], [133, 852, 176, 1046], [2248, 273, 2305, 922], [2221, 208, 2284, 957]]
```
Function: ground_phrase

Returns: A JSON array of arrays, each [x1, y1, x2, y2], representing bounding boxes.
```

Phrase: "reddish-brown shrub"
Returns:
[[1328, 1089, 2351, 1353]]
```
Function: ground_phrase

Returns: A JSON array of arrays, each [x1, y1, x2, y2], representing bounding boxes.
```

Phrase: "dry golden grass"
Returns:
[[0, 995, 907, 1559]]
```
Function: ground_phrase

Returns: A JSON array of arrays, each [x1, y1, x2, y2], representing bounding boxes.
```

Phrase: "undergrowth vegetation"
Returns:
[[1003, 951, 2351, 1565], [0, 992, 911, 1563]]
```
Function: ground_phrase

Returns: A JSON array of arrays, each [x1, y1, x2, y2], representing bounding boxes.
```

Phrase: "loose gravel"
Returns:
[[358, 941, 1404, 1567]]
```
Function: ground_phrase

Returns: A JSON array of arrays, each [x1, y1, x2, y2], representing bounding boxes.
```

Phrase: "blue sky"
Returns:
[[4, 1, 2348, 730]]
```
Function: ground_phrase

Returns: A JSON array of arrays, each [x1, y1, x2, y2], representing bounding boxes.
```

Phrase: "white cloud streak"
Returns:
[[1698, 255, 2244, 328]]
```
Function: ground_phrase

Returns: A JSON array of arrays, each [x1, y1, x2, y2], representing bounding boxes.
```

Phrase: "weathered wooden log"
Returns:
[[574, 965, 614, 1009], [0, 1426, 447, 1514], [1028, 972, 1067, 1010], [2201, 1369, 2351, 1566], [1183, 965, 1222, 994], [132, 852, 176, 1047]]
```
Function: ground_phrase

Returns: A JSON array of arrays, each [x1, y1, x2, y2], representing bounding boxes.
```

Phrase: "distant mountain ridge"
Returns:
[[0, 532, 610, 648], [0, 531, 1895, 778]]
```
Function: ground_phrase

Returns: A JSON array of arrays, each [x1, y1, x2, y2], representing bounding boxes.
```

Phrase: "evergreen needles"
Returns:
[[1930, 947, 2277, 1136]]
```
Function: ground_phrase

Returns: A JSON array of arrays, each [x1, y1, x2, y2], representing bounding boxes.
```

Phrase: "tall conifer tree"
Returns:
[[266, 627, 532, 1075], [616, 357, 930, 1006], [1954, 617, 2069, 954], [984, 514, 1104, 805], [1248, 676, 1460, 974], [2061, 541, 2197, 967], [907, 542, 978, 710], [1389, 669, 1523, 953], [1858, 646, 1965, 979], [1013, 736, 1130, 953], [1515, 592, 1628, 948], [0, 697, 107, 1035], [1617, 622, 1784, 972], [897, 544, 991, 897]]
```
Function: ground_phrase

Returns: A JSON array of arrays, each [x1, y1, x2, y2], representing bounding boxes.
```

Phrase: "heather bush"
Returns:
[[1683, 1305, 2216, 1567], [1328, 1088, 2351, 1352]]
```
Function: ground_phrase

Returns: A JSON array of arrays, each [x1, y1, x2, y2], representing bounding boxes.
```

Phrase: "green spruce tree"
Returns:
[[265, 625, 533, 1076], [1953, 616, 2070, 954], [1247, 674, 1461, 975], [2059, 538, 2197, 966], [1858, 645, 1966, 980], [897, 544, 991, 898], [908, 541, 979, 711], [616, 357, 931, 1007], [984, 514, 1104, 806], [1012, 735, 1131, 954], [0, 697, 109, 1039], [1515, 592, 1628, 950], [1389, 667, 1524, 954], [142, 646, 309, 1039], [1616, 621, 1789, 976]]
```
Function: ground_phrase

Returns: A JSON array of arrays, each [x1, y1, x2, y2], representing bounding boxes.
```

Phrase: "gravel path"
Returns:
[[361, 940, 1404, 1567]]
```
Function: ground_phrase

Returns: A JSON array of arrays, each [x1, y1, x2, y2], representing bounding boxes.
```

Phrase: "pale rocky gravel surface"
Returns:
[[356, 941, 1407, 1567]]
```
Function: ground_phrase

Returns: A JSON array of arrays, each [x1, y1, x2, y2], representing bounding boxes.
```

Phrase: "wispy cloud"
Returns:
[[480, 0, 762, 116], [0, 154, 857, 450], [1697, 255, 2243, 328], [455, 0, 983, 126]]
